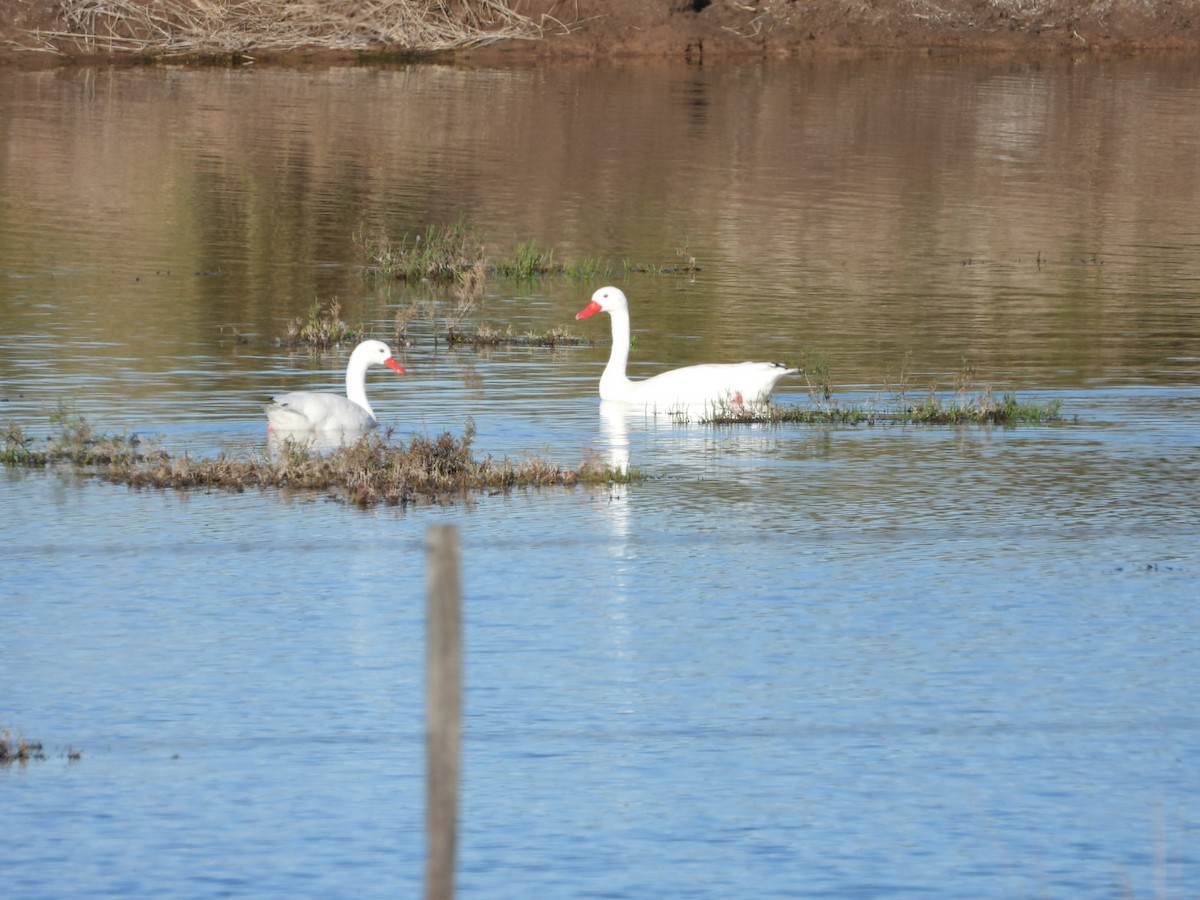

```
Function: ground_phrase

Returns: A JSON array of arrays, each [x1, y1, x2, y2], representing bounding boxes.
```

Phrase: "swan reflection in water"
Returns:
[[599, 400, 632, 475], [597, 398, 720, 476]]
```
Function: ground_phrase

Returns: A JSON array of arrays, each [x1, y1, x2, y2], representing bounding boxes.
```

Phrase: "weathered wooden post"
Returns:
[[425, 524, 462, 900]]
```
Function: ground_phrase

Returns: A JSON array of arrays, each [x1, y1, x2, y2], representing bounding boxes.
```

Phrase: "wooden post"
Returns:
[[425, 524, 462, 900]]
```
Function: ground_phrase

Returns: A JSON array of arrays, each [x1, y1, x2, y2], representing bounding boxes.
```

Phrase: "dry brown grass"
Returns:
[[22, 0, 543, 57], [0, 729, 47, 764]]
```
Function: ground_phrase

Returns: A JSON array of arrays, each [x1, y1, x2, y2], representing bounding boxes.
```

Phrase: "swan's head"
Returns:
[[576, 286, 628, 320], [353, 339, 407, 374]]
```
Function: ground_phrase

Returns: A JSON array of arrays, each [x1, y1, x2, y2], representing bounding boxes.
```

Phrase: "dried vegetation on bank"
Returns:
[[2, 413, 635, 508], [6, 0, 1198, 62], [12, 0, 543, 57]]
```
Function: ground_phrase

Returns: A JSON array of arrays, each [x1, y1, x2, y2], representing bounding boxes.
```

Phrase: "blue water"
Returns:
[[5, 386, 1198, 897], [3, 57, 1200, 897]]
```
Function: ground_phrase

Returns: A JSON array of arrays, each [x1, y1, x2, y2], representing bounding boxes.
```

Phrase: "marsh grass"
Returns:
[[903, 388, 1064, 425], [564, 258, 613, 281], [392, 273, 485, 346], [893, 358, 1065, 424], [281, 297, 364, 349], [704, 392, 1063, 426], [0, 730, 47, 765], [444, 323, 593, 348], [493, 241, 556, 279], [800, 350, 834, 408], [4, 415, 637, 508], [359, 220, 488, 283], [624, 244, 702, 277], [2, 407, 166, 467], [393, 298, 426, 344], [490, 241, 700, 281], [361, 221, 699, 292], [701, 358, 1065, 427], [495, 255, 699, 281]]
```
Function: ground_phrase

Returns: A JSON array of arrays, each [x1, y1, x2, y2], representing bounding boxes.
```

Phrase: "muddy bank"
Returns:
[[488, 0, 1200, 62], [2, 0, 1199, 67]]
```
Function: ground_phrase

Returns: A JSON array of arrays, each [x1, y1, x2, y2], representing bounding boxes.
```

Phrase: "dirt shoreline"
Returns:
[[2, 0, 1200, 67], [483, 0, 1200, 62]]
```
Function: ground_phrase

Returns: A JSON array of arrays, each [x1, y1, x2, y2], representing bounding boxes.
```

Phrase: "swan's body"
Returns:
[[575, 287, 796, 409], [264, 339, 406, 433]]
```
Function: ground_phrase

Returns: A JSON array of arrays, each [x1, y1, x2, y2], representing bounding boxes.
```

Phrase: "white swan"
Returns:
[[264, 339, 406, 433], [575, 286, 797, 409]]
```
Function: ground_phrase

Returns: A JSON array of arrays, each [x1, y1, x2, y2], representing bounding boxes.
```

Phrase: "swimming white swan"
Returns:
[[575, 286, 796, 409], [264, 339, 406, 433]]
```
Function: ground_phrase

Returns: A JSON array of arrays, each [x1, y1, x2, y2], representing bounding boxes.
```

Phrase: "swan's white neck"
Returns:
[[345, 356, 376, 421], [600, 305, 633, 397]]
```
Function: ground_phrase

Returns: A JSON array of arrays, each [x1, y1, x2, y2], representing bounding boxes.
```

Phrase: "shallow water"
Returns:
[[2, 57, 1200, 897]]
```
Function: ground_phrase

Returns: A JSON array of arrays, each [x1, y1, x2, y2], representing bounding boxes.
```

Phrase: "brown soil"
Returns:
[[492, 0, 1200, 61], [2, 0, 1199, 67]]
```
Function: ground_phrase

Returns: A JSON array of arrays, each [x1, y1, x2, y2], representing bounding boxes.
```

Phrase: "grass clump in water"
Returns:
[[489, 241, 701, 281], [360, 219, 700, 292], [706, 395, 1062, 426], [700, 357, 1066, 427], [564, 258, 614, 281], [392, 261, 488, 345], [281, 297, 364, 349], [444, 323, 594, 348], [2, 407, 166, 467], [493, 241, 556, 279], [705, 391, 1063, 427], [902, 386, 1063, 425], [1, 730, 46, 765], [894, 359, 1064, 425], [3, 416, 638, 508], [358, 219, 487, 283]]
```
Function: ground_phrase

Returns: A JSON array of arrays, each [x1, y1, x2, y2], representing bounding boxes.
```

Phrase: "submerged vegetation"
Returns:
[[444, 323, 593, 348], [702, 390, 1063, 426], [357, 221, 699, 286], [897, 387, 1063, 425], [390, 284, 594, 349], [1, 730, 46, 764], [0, 728, 78, 765], [281, 297, 364, 349], [265, 293, 1062, 427], [492, 240, 557, 279], [3, 415, 638, 509], [283, 285, 595, 353], [700, 356, 1065, 426], [2, 411, 160, 467], [353, 220, 698, 349], [357, 219, 488, 284]]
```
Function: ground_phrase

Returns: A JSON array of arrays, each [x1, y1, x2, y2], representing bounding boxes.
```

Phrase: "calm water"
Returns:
[[2, 57, 1199, 898]]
